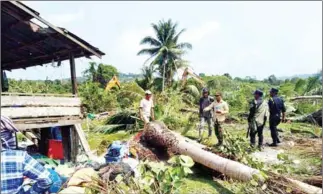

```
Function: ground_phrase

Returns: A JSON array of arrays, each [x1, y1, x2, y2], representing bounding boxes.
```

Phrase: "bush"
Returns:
[[79, 82, 118, 113]]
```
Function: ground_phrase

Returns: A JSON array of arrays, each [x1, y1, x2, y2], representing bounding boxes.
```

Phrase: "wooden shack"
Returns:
[[1, 1, 105, 162]]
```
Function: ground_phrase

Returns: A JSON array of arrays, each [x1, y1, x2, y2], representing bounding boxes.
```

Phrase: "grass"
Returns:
[[87, 130, 132, 155], [180, 176, 234, 194]]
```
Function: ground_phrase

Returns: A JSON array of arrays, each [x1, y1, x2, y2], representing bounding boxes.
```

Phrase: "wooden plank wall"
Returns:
[[1, 95, 82, 119], [2, 107, 81, 118], [1, 96, 81, 107]]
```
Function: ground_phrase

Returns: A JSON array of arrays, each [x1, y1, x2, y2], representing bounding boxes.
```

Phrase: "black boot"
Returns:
[[268, 143, 278, 147], [215, 141, 223, 147]]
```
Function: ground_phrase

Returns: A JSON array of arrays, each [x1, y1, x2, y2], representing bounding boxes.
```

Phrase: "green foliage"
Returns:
[[295, 100, 322, 114], [79, 82, 118, 113], [117, 82, 145, 109], [8, 79, 71, 94], [279, 82, 297, 97], [138, 19, 192, 87], [294, 78, 306, 94], [303, 74, 322, 95], [83, 62, 119, 88], [136, 64, 156, 90], [87, 155, 194, 194]]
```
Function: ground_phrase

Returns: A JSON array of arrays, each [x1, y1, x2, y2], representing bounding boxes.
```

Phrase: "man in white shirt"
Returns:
[[203, 92, 229, 146], [139, 90, 155, 124]]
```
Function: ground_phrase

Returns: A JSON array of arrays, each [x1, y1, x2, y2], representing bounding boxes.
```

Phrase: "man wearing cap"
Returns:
[[1, 116, 53, 194], [198, 88, 214, 142], [139, 90, 155, 124], [248, 90, 268, 150], [268, 88, 286, 147], [203, 92, 229, 146]]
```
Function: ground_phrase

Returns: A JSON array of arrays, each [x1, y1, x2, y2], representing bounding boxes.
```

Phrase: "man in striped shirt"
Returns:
[[1, 116, 53, 194]]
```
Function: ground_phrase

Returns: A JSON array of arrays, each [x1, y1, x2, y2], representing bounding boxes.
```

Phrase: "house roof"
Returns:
[[1, 1, 105, 71]]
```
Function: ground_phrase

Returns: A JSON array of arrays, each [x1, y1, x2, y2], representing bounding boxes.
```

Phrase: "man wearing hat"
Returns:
[[1, 116, 53, 194], [198, 88, 214, 142], [139, 90, 155, 124], [248, 90, 268, 150], [203, 91, 229, 146], [268, 88, 286, 147]]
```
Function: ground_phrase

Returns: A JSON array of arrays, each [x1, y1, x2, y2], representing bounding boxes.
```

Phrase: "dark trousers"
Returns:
[[269, 116, 281, 144], [250, 125, 264, 146], [214, 120, 223, 144]]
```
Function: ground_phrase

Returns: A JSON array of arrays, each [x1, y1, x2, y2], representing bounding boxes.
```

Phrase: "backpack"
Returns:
[[105, 141, 129, 163]]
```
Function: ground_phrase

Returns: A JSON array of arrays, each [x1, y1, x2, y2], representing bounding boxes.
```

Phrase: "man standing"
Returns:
[[139, 90, 155, 124], [204, 92, 229, 146], [268, 88, 286, 147], [198, 88, 214, 142], [1, 116, 53, 194], [248, 90, 268, 150]]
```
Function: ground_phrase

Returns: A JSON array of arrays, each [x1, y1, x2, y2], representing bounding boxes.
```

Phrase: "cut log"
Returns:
[[290, 96, 322, 101], [287, 178, 322, 194], [303, 176, 322, 188], [142, 121, 260, 182]]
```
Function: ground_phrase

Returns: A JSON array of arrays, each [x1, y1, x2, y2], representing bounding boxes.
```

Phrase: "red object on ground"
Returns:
[[47, 139, 64, 159], [134, 131, 143, 142]]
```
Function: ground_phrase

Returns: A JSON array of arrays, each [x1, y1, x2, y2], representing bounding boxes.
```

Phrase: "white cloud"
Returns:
[[45, 9, 85, 26], [118, 27, 154, 56], [181, 21, 220, 43]]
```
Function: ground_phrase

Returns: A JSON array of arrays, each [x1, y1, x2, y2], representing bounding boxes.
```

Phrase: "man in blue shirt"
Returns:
[[268, 88, 286, 147], [1, 116, 53, 194]]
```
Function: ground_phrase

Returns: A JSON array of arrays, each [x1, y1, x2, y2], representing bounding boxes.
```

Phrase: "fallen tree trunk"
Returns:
[[288, 109, 322, 127], [287, 178, 322, 194], [142, 121, 260, 182], [290, 96, 322, 101], [303, 176, 322, 188]]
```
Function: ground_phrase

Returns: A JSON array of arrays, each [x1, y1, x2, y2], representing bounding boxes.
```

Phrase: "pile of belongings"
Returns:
[[58, 141, 140, 193]]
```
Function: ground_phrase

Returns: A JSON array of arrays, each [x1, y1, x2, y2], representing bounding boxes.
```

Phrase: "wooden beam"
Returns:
[[2, 48, 81, 67], [69, 53, 77, 95], [1, 96, 81, 107], [10, 1, 103, 59], [2, 92, 76, 97], [2, 33, 46, 55], [14, 119, 82, 131], [74, 123, 93, 159], [5, 33, 59, 53], [2, 107, 81, 119]]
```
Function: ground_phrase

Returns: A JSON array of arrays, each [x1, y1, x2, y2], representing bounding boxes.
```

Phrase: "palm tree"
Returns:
[[138, 19, 192, 91]]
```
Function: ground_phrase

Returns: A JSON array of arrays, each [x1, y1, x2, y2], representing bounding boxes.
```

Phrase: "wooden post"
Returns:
[[70, 125, 79, 162], [61, 126, 71, 162], [0, 70, 3, 93], [69, 53, 77, 95]]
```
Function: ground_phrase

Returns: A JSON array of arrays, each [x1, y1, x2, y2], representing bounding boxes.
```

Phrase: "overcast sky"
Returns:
[[7, 1, 322, 80]]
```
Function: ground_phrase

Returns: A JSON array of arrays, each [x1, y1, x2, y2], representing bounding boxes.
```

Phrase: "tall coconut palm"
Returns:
[[138, 19, 192, 91]]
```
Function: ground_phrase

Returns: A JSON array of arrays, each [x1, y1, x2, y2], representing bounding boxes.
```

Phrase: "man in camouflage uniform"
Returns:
[[248, 90, 268, 150], [204, 92, 229, 146]]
